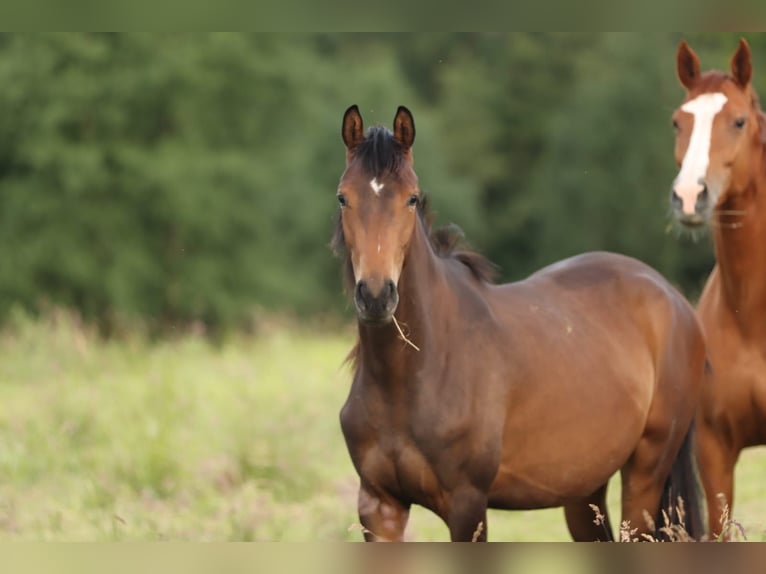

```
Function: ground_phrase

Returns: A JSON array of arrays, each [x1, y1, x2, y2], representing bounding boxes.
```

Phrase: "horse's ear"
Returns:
[[677, 41, 700, 90], [730, 37, 752, 88], [342, 105, 364, 150], [393, 106, 415, 149]]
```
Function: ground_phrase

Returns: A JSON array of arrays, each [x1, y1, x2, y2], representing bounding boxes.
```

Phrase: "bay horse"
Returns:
[[670, 38, 766, 538], [335, 105, 705, 541]]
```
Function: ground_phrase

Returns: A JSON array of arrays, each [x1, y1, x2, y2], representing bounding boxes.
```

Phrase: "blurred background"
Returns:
[[5, 32, 765, 334], [1, 33, 765, 541]]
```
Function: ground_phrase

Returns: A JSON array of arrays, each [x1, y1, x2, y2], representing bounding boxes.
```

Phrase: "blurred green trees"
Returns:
[[0, 33, 760, 333]]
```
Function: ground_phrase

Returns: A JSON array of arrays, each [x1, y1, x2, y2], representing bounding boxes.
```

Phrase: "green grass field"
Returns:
[[0, 313, 764, 541]]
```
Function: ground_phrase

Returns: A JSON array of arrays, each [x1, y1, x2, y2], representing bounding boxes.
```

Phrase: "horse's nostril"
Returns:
[[671, 189, 682, 208], [696, 185, 709, 214], [355, 281, 368, 307]]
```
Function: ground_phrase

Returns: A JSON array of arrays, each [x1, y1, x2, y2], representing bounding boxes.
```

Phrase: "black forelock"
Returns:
[[353, 126, 406, 177]]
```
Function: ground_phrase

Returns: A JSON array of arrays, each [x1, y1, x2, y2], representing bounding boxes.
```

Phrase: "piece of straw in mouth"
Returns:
[[392, 315, 420, 351]]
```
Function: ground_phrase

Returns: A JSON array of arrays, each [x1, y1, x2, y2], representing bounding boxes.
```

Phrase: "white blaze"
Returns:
[[673, 92, 728, 214], [370, 178, 384, 195]]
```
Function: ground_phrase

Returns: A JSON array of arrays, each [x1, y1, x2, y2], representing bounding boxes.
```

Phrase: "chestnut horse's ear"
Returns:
[[730, 37, 752, 88], [393, 106, 415, 149], [342, 105, 364, 150], [677, 41, 701, 90]]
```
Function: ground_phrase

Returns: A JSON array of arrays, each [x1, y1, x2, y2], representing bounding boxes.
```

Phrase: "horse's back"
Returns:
[[519, 251, 705, 383], [528, 251, 687, 304], [518, 251, 699, 337]]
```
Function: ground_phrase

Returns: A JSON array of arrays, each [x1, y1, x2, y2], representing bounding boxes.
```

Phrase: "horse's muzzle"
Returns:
[[671, 182, 710, 227], [354, 279, 399, 323], [675, 212, 707, 228]]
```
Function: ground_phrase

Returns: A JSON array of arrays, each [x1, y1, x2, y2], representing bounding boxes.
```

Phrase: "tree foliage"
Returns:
[[0, 33, 760, 332]]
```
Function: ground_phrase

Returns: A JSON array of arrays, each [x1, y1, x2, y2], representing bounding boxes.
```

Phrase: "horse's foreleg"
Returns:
[[446, 485, 489, 542], [357, 483, 410, 542], [696, 422, 736, 540]]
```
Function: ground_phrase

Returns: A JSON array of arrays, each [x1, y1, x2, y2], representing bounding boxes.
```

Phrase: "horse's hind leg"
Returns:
[[564, 483, 614, 541], [620, 433, 681, 540], [619, 468, 664, 540]]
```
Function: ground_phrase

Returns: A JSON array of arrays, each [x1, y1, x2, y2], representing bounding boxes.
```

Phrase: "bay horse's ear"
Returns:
[[677, 41, 700, 90], [730, 37, 752, 88], [393, 106, 415, 149], [342, 105, 364, 150]]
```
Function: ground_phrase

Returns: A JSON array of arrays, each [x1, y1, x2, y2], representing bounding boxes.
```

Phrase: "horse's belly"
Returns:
[[487, 452, 626, 510], [488, 400, 646, 509]]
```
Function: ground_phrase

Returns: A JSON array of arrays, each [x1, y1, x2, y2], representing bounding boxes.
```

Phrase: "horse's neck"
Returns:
[[356, 220, 448, 388], [713, 160, 766, 321]]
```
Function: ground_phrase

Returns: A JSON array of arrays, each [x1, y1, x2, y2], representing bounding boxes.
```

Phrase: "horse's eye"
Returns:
[[734, 117, 747, 129], [337, 193, 347, 207], [672, 119, 680, 131], [407, 194, 419, 207]]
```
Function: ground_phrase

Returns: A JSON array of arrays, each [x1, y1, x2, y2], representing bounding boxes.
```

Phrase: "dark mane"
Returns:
[[419, 195, 499, 283], [330, 193, 498, 295]]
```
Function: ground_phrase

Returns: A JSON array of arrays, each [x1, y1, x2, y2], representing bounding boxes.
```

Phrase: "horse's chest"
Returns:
[[341, 378, 496, 512], [354, 434, 444, 511], [705, 328, 766, 443], [342, 402, 450, 510]]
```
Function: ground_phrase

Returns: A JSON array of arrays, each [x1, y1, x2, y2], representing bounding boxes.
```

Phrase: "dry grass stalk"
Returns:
[[587, 496, 741, 543], [716, 494, 747, 542], [589, 503, 613, 540], [642, 509, 656, 532], [392, 316, 420, 351], [620, 520, 639, 542], [348, 522, 391, 541], [471, 521, 485, 542], [589, 503, 605, 527], [655, 498, 695, 542]]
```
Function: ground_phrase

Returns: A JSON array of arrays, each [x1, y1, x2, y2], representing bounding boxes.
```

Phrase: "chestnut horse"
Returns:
[[670, 38, 766, 537], [335, 105, 705, 541]]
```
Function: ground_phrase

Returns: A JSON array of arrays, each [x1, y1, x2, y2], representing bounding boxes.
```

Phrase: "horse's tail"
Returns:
[[656, 418, 705, 541]]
